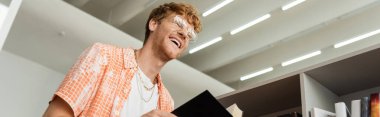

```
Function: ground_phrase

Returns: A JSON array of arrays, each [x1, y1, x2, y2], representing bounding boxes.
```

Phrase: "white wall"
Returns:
[[0, 50, 64, 117]]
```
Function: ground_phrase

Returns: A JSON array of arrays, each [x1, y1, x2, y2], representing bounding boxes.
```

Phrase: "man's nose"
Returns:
[[177, 29, 187, 39]]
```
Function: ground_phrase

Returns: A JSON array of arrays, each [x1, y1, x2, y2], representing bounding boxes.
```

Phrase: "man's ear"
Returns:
[[149, 19, 158, 31]]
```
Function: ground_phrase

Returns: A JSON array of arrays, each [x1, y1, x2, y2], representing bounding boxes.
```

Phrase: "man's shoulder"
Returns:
[[91, 42, 123, 50], [90, 42, 134, 53], [90, 43, 138, 68]]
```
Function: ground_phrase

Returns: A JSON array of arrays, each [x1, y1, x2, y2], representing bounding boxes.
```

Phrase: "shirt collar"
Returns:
[[123, 48, 164, 86], [123, 48, 138, 69]]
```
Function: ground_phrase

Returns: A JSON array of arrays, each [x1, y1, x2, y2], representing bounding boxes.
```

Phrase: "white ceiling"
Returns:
[[63, 0, 380, 89]]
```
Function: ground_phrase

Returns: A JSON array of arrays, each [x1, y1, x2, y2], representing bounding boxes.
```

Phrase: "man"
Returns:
[[43, 2, 201, 117]]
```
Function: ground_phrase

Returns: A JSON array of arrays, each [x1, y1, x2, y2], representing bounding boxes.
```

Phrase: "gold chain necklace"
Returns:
[[134, 50, 156, 102], [137, 69, 155, 91], [136, 68, 155, 91], [136, 69, 156, 103]]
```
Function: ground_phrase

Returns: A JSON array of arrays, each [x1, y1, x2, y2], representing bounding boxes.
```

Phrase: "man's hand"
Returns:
[[142, 110, 177, 117]]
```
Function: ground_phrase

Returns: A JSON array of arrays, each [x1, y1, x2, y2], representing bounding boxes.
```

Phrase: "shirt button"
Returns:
[[124, 89, 128, 94]]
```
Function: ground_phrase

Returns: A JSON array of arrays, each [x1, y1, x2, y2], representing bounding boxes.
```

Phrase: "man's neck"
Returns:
[[135, 47, 167, 84]]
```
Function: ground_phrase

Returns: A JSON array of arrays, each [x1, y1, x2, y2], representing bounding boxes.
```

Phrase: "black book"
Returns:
[[171, 90, 233, 117]]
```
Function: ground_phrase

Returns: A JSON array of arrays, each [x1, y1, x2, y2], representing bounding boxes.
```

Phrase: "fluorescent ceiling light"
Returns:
[[202, 0, 234, 17], [189, 37, 222, 54], [240, 67, 274, 81], [281, 50, 321, 67], [334, 29, 380, 48], [230, 14, 271, 35], [282, 0, 306, 11]]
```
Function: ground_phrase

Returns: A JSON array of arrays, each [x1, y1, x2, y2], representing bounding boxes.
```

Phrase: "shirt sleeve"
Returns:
[[53, 43, 108, 116]]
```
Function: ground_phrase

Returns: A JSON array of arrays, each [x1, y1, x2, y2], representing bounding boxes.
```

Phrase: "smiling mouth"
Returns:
[[170, 38, 181, 48]]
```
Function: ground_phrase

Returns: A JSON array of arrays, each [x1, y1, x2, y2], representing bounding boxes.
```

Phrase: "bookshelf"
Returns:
[[302, 47, 380, 116], [218, 47, 380, 117], [218, 75, 302, 117]]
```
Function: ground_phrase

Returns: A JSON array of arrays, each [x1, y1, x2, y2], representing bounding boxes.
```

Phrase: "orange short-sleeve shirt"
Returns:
[[53, 43, 174, 117]]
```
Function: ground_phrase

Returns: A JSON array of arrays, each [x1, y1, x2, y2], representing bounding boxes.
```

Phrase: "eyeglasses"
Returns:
[[173, 15, 197, 41]]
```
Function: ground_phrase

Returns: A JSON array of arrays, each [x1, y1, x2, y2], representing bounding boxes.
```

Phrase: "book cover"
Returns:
[[362, 97, 370, 117], [335, 102, 348, 117], [351, 99, 361, 117], [171, 90, 232, 117], [226, 103, 243, 117], [311, 107, 335, 117], [370, 93, 380, 117]]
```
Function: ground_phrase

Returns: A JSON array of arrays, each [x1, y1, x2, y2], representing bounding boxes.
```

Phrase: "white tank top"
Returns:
[[120, 67, 159, 117]]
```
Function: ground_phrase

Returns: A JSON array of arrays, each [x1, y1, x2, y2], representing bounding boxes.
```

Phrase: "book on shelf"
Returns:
[[370, 93, 380, 117], [335, 102, 349, 117], [335, 92, 379, 117], [311, 107, 335, 117], [171, 90, 232, 117], [362, 97, 370, 117], [351, 99, 361, 117], [226, 103, 243, 117], [324, 92, 380, 117]]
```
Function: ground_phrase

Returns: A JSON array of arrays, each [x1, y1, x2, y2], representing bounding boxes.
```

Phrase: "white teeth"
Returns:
[[170, 38, 181, 48]]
